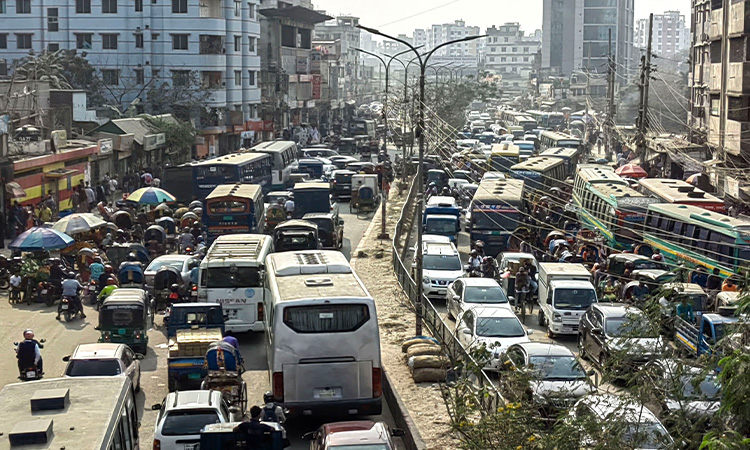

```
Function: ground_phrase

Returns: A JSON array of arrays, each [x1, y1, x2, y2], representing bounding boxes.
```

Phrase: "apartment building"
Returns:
[[484, 23, 541, 96], [635, 10, 689, 57]]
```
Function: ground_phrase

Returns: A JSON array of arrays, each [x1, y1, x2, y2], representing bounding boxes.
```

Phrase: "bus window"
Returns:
[[121, 407, 133, 449], [208, 200, 248, 214], [696, 228, 711, 251], [283, 304, 370, 333]]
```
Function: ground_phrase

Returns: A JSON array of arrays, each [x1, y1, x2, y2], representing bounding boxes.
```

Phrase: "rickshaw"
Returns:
[[189, 200, 203, 210], [153, 266, 183, 315], [156, 216, 177, 251], [96, 288, 150, 354], [350, 173, 379, 211], [201, 340, 248, 415], [154, 203, 173, 218], [106, 243, 150, 268], [144, 225, 167, 256], [273, 220, 320, 252], [266, 203, 287, 231], [118, 263, 145, 289], [112, 210, 134, 230], [180, 212, 199, 229], [355, 185, 376, 216]]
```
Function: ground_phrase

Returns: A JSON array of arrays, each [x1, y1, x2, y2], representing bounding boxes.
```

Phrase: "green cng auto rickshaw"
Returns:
[[97, 288, 150, 354]]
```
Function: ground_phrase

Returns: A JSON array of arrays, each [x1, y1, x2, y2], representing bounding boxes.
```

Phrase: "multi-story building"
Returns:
[[428, 20, 481, 66], [542, 0, 634, 80], [258, 0, 330, 138], [484, 23, 541, 96], [413, 29, 428, 49], [0, 0, 262, 155], [635, 11, 689, 57]]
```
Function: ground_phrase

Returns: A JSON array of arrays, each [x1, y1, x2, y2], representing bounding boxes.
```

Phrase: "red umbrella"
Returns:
[[615, 164, 648, 178]]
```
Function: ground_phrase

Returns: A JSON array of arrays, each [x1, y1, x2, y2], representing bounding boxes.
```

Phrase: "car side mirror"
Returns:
[[62, 355, 71, 362], [461, 328, 472, 335], [151, 403, 162, 411], [452, 295, 460, 301], [301, 432, 315, 441], [94, 326, 101, 331], [391, 428, 406, 437], [526, 329, 533, 335], [228, 406, 241, 416], [339, 219, 345, 225]]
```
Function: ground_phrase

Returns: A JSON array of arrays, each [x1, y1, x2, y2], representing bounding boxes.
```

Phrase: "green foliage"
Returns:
[[146, 71, 211, 122], [144, 116, 196, 158], [14, 50, 72, 89], [424, 75, 501, 130]]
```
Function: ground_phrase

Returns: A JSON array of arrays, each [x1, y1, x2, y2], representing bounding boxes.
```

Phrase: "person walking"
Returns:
[[84, 183, 96, 212]]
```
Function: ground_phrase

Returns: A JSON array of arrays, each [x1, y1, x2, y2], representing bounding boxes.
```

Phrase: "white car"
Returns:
[[456, 307, 531, 371], [63, 343, 142, 392], [145, 255, 201, 292], [568, 393, 674, 449], [446, 277, 512, 320], [152, 390, 238, 450], [417, 242, 464, 299]]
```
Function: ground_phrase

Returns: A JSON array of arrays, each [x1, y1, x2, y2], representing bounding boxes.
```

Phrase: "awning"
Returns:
[[43, 169, 78, 179], [5, 182, 26, 198]]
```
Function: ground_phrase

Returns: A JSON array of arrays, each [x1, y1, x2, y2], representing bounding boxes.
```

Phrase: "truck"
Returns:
[[674, 307, 740, 357], [293, 182, 334, 219], [537, 263, 598, 338], [166, 303, 225, 391], [423, 196, 461, 242]]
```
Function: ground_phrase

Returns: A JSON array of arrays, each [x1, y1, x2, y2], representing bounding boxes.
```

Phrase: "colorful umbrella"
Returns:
[[51, 213, 107, 235], [126, 187, 176, 205], [615, 164, 648, 179], [9, 227, 74, 251]]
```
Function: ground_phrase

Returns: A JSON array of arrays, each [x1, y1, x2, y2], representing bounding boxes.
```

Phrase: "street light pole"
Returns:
[[358, 24, 485, 336]]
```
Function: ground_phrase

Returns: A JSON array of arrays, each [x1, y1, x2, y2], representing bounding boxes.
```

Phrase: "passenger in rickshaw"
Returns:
[[102, 232, 114, 247], [131, 223, 144, 243], [580, 245, 599, 265], [601, 276, 619, 301]]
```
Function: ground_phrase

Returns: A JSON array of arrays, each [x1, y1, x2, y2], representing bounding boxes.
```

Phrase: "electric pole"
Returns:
[[636, 13, 654, 160], [605, 29, 616, 160]]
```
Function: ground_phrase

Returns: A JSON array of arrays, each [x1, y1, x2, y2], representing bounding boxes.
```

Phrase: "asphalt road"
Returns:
[[0, 198, 398, 450]]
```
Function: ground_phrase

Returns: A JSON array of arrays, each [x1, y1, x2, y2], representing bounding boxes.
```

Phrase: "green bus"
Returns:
[[572, 164, 658, 250], [643, 203, 750, 277]]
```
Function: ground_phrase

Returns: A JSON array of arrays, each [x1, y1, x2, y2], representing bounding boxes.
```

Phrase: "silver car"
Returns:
[[63, 343, 142, 392], [144, 254, 201, 291]]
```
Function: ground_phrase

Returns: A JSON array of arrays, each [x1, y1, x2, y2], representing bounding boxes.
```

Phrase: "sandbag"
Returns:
[[409, 355, 449, 370], [401, 336, 439, 353], [406, 343, 443, 359], [412, 367, 447, 383]]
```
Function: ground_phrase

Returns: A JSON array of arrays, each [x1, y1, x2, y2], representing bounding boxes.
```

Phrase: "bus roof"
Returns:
[[250, 140, 297, 152], [540, 130, 581, 142], [648, 203, 750, 233], [510, 156, 565, 172], [0, 377, 131, 450], [472, 179, 524, 204], [576, 164, 628, 185], [191, 152, 269, 166], [490, 143, 520, 156], [638, 178, 724, 205], [205, 183, 263, 201], [541, 147, 579, 158], [205, 234, 272, 261], [594, 183, 654, 203], [294, 182, 331, 191]]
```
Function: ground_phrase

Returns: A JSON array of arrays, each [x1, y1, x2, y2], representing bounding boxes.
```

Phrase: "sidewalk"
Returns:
[[351, 189, 458, 450]]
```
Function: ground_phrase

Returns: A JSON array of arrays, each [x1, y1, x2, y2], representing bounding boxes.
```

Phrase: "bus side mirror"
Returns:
[[302, 432, 315, 441]]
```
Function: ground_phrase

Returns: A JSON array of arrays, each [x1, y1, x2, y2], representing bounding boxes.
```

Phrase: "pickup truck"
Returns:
[[674, 307, 740, 357], [166, 303, 225, 391], [537, 263, 598, 338]]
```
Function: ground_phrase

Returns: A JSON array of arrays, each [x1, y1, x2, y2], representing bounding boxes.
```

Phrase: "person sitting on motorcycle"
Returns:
[[89, 257, 105, 284], [467, 249, 482, 275], [190, 222, 203, 241], [115, 229, 127, 244], [16, 329, 43, 377], [481, 256, 498, 279], [58, 272, 85, 320], [48, 258, 65, 283], [261, 391, 286, 424], [98, 264, 115, 293], [168, 283, 181, 304], [514, 267, 531, 310], [474, 240, 486, 258], [178, 227, 196, 254], [97, 278, 118, 305]]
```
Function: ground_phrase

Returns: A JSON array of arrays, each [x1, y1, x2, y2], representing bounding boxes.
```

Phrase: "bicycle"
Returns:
[[514, 286, 532, 324]]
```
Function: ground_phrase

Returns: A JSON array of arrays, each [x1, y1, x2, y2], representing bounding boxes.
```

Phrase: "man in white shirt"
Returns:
[[84, 183, 96, 211], [284, 198, 295, 218]]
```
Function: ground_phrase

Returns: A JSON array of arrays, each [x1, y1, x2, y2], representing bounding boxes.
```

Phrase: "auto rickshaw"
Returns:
[[144, 225, 167, 256], [338, 137, 357, 155], [153, 266, 183, 314], [118, 263, 145, 289], [180, 212, 199, 229], [97, 288, 150, 354], [350, 173, 380, 211], [112, 210, 134, 230], [156, 217, 177, 251], [106, 243, 150, 268], [154, 203, 173, 218], [265, 203, 287, 231]]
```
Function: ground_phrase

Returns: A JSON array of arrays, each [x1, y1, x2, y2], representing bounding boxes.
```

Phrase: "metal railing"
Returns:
[[390, 176, 504, 414]]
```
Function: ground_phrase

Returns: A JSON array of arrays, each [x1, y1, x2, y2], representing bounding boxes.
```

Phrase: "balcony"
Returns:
[[200, 0, 222, 18], [201, 71, 223, 90], [729, 0, 750, 37], [709, 9, 723, 41], [727, 62, 750, 95], [709, 63, 722, 92], [725, 119, 750, 155], [200, 35, 224, 55]]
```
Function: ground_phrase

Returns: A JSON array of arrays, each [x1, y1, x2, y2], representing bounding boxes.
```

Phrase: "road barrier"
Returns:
[[391, 176, 504, 415]]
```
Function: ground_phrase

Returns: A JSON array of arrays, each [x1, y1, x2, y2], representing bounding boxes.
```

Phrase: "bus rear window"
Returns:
[[283, 304, 370, 333], [208, 200, 248, 214], [205, 267, 260, 288]]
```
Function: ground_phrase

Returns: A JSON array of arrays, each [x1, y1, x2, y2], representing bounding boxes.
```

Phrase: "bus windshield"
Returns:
[[208, 199, 249, 214], [205, 267, 261, 288], [472, 211, 520, 231]]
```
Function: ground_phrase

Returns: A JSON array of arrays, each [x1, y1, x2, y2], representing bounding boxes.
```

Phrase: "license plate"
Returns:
[[188, 373, 202, 380], [436, 289, 446, 295], [118, 329, 126, 335], [314, 387, 341, 399], [185, 444, 199, 450], [89, 286, 96, 291], [191, 291, 197, 297], [25, 371, 35, 378], [41, 290, 48, 295], [60, 304, 69, 310]]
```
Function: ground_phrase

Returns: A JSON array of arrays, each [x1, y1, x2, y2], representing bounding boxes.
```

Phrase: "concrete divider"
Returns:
[[382, 365, 427, 450]]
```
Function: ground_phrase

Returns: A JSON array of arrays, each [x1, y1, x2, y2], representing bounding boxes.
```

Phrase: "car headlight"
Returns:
[[553, 313, 562, 323], [422, 276, 430, 285]]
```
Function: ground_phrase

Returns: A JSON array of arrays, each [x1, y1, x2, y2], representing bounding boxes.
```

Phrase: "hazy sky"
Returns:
[[314, 0, 691, 36]]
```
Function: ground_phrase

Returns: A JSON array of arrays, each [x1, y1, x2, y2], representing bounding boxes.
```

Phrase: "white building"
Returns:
[[484, 23, 541, 96], [635, 11, 689, 57], [413, 29, 428, 49], [0, 0, 262, 126], [428, 20, 481, 65]]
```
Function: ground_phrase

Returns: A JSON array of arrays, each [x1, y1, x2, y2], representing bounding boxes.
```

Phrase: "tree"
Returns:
[[14, 50, 72, 89], [146, 71, 212, 122], [144, 115, 196, 163], [424, 73, 501, 130]]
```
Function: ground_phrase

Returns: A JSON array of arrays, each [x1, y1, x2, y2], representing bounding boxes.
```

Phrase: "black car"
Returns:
[[577, 303, 663, 375], [331, 170, 356, 201], [302, 213, 344, 250]]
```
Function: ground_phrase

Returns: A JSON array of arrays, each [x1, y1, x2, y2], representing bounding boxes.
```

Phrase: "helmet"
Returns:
[[183, 227, 190, 233], [105, 264, 114, 273], [116, 229, 125, 235], [106, 278, 117, 286], [263, 391, 274, 404], [475, 240, 485, 248], [171, 284, 179, 291], [126, 253, 137, 262], [470, 249, 478, 256], [429, 182, 436, 187], [67, 272, 76, 279], [23, 329, 34, 339]]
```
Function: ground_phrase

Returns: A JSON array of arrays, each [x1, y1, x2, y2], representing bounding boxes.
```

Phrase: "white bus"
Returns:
[[0, 376, 139, 450], [264, 250, 382, 417], [198, 234, 274, 333], [250, 140, 298, 189]]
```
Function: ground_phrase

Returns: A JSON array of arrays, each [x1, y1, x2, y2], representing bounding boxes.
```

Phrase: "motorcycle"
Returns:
[[87, 280, 98, 307], [58, 296, 82, 322], [37, 280, 61, 307], [0, 267, 9, 290], [14, 339, 45, 381]]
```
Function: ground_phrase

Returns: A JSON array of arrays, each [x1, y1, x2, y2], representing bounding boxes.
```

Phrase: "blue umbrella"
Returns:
[[9, 227, 75, 251]]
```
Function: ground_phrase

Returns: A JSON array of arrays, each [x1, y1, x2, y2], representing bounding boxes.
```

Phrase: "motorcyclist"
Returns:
[[190, 222, 203, 241], [514, 267, 531, 310], [474, 240, 486, 258], [58, 272, 85, 320], [48, 258, 66, 282], [179, 227, 196, 253], [261, 391, 286, 424], [481, 256, 498, 279], [168, 283, 181, 304], [16, 329, 43, 377], [467, 249, 482, 276], [97, 278, 118, 306], [89, 257, 105, 284], [98, 264, 116, 293]]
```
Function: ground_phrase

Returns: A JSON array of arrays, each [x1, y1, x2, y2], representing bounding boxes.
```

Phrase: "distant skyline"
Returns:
[[314, 0, 691, 37]]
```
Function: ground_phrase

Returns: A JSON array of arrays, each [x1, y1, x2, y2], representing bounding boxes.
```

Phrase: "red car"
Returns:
[[303, 420, 405, 450]]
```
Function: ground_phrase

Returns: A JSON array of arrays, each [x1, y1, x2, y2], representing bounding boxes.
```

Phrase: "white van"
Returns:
[[537, 263, 597, 338]]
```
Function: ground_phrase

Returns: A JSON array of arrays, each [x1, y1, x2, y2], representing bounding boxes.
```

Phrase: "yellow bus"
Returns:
[[488, 142, 521, 173]]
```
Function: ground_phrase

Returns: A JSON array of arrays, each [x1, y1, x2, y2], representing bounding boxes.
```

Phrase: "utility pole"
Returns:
[[636, 13, 654, 160], [605, 29, 616, 161]]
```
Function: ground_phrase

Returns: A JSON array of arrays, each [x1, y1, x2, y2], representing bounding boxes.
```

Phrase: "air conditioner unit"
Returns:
[[145, 61, 150, 65], [145, 24, 150, 29]]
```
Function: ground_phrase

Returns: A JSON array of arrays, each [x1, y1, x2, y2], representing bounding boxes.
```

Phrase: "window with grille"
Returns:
[[47, 8, 58, 31]]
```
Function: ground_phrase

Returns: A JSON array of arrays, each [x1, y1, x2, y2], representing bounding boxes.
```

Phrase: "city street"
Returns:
[[0, 200, 396, 449]]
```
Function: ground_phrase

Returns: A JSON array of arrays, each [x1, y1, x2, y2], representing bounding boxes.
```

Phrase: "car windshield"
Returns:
[[161, 410, 221, 436], [476, 317, 525, 338], [528, 355, 587, 381], [681, 374, 721, 400], [604, 316, 657, 338], [426, 218, 458, 234], [65, 359, 121, 377], [633, 260, 665, 270], [554, 288, 597, 310], [423, 254, 461, 271], [146, 259, 183, 272], [464, 286, 508, 304], [623, 422, 672, 449], [330, 445, 390, 450]]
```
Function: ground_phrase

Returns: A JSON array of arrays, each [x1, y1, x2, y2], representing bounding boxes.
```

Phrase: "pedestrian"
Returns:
[[0, 209, 5, 248], [96, 182, 107, 205], [84, 182, 96, 212], [44, 192, 56, 215], [38, 202, 52, 224], [141, 170, 153, 187], [71, 187, 80, 213], [108, 176, 118, 203]]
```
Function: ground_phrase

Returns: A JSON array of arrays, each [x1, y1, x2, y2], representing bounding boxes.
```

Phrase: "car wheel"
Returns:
[[578, 334, 587, 360], [135, 373, 141, 393], [537, 309, 545, 326], [547, 327, 554, 339]]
